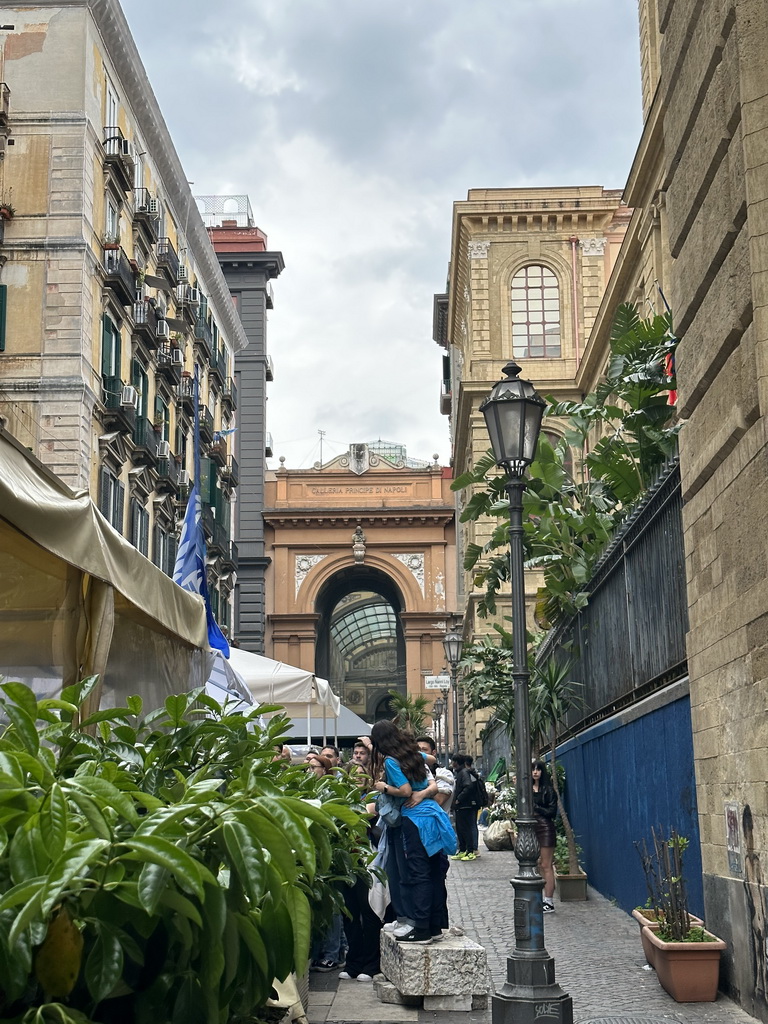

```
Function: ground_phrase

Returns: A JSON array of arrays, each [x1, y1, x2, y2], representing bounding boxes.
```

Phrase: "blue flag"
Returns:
[[172, 369, 230, 658]]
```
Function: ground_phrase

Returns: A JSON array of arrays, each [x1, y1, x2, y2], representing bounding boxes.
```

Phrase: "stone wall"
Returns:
[[661, 0, 768, 1014]]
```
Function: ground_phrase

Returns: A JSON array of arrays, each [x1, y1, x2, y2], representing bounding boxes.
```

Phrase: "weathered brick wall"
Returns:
[[662, 0, 768, 1013]]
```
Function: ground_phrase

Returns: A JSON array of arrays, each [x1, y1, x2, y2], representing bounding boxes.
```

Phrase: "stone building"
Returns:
[[631, 0, 768, 1012], [263, 442, 456, 734], [434, 186, 630, 754], [200, 195, 285, 653], [0, 1, 245, 631]]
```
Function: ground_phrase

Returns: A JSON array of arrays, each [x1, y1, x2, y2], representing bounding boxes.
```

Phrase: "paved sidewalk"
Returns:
[[307, 848, 758, 1024]]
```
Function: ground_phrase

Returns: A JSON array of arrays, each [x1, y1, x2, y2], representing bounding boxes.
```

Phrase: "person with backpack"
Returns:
[[451, 754, 488, 861]]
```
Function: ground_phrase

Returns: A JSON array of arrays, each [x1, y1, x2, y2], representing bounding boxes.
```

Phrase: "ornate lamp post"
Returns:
[[442, 630, 463, 755], [480, 362, 572, 1024], [431, 694, 445, 763]]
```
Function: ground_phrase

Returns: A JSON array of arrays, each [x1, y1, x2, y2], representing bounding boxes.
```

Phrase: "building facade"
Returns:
[[0, 1, 245, 631], [200, 195, 285, 653], [435, 186, 630, 754], [263, 442, 456, 736], [636, 0, 768, 1012]]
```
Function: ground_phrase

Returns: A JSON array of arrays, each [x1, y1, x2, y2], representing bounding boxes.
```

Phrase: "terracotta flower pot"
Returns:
[[557, 872, 587, 901], [631, 909, 703, 967], [642, 925, 726, 1001]]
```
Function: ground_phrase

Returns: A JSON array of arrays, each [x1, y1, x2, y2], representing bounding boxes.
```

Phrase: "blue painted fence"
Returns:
[[556, 686, 704, 917]]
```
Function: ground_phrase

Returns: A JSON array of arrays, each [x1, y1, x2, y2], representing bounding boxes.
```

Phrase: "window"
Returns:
[[101, 314, 121, 378], [152, 524, 177, 577], [154, 394, 169, 441], [130, 498, 149, 556], [511, 265, 561, 359], [131, 359, 148, 419], [105, 76, 118, 128], [98, 467, 124, 534], [105, 196, 119, 243]]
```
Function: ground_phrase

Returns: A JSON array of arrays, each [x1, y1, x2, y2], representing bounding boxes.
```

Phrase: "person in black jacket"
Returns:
[[532, 760, 558, 912], [451, 754, 483, 860]]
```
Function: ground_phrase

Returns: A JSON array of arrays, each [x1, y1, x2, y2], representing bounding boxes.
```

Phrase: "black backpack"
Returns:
[[466, 770, 489, 808]]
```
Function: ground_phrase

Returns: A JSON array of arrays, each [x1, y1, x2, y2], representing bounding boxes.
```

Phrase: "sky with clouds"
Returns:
[[122, 0, 643, 468]]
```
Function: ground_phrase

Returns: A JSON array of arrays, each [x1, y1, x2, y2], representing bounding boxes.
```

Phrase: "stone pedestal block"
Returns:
[[379, 930, 489, 998], [372, 976, 422, 1006]]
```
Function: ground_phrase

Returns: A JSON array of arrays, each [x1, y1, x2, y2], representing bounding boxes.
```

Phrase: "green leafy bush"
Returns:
[[0, 677, 371, 1024]]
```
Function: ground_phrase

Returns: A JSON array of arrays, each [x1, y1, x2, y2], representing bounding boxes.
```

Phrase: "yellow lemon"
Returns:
[[34, 906, 84, 997]]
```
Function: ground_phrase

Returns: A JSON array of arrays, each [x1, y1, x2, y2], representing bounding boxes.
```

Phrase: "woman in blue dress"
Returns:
[[370, 720, 457, 944]]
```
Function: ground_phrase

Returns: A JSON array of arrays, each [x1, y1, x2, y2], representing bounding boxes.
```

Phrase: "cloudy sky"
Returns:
[[122, 0, 643, 468]]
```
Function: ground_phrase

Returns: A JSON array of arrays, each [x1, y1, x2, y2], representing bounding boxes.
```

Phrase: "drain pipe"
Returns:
[[568, 236, 580, 367]]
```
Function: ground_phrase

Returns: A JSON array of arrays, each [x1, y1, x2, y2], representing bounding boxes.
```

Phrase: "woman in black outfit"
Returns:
[[531, 760, 558, 913]]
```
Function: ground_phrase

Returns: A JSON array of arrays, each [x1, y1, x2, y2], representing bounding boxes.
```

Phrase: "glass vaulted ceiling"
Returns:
[[330, 592, 396, 660]]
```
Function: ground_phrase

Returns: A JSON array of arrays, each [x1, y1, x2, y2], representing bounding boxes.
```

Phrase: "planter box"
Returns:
[[642, 926, 726, 1002], [631, 909, 703, 967], [557, 873, 587, 901]]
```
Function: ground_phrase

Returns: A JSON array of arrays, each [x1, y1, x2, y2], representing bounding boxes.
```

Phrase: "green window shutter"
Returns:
[[115, 481, 125, 534], [102, 315, 112, 377], [0, 284, 7, 352], [98, 467, 110, 518]]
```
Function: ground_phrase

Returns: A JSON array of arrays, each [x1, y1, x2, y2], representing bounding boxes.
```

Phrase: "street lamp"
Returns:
[[442, 630, 463, 756], [431, 694, 445, 763], [480, 361, 572, 1024]]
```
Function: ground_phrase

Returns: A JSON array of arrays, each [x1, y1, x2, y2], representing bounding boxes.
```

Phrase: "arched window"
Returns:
[[511, 265, 561, 358]]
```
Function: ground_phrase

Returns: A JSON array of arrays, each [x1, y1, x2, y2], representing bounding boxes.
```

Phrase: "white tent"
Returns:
[[228, 647, 341, 742]]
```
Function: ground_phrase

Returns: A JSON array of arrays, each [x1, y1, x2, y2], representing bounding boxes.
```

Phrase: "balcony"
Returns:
[[193, 317, 213, 361], [132, 417, 159, 466], [176, 374, 195, 414], [156, 237, 180, 285], [209, 518, 229, 557], [103, 126, 134, 193], [265, 432, 273, 458], [220, 454, 239, 489], [266, 355, 274, 382], [101, 375, 135, 433], [201, 503, 215, 538], [208, 436, 228, 468], [133, 187, 159, 243], [440, 378, 452, 416], [221, 540, 238, 572], [199, 405, 214, 444], [156, 455, 180, 494], [133, 299, 159, 348], [103, 246, 136, 306], [209, 348, 226, 387], [0, 83, 10, 127], [222, 376, 238, 413], [156, 344, 182, 383]]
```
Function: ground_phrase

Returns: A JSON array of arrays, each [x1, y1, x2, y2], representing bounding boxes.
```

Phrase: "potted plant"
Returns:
[[631, 900, 704, 967], [553, 831, 586, 901], [635, 828, 726, 1001], [0, 676, 372, 1024], [531, 658, 587, 899]]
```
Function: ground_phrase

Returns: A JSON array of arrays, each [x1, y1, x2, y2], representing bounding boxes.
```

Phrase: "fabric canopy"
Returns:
[[228, 647, 340, 717], [286, 704, 371, 741], [0, 432, 207, 649]]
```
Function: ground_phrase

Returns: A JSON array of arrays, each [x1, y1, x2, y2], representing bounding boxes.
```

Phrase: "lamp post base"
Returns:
[[492, 954, 573, 1024]]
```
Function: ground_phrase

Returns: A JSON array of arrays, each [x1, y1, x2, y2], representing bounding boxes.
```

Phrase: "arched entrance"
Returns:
[[315, 566, 406, 724]]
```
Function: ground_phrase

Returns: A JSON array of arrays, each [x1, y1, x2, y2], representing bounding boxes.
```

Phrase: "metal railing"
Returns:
[[538, 459, 688, 736], [198, 406, 214, 442], [223, 376, 238, 410], [193, 317, 213, 357], [133, 299, 158, 336], [103, 246, 135, 301], [156, 237, 179, 282]]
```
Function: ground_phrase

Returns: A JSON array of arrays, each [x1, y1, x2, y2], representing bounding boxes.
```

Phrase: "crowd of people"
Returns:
[[276, 726, 560, 980]]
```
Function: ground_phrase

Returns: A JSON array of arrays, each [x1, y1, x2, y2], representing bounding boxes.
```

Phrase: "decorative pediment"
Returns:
[[152, 493, 176, 526], [98, 430, 128, 470], [128, 465, 153, 500]]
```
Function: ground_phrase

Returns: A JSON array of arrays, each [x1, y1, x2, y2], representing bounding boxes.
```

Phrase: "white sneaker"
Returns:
[[338, 971, 353, 980], [383, 917, 413, 933], [393, 922, 415, 938], [356, 973, 373, 982]]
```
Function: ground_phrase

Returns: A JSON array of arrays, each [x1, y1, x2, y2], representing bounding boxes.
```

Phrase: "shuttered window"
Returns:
[[101, 314, 121, 377], [130, 498, 149, 556], [98, 467, 125, 534], [0, 284, 7, 352]]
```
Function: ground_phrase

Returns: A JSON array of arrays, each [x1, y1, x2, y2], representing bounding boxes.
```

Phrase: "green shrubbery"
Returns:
[[0, 677, 372, 1024]]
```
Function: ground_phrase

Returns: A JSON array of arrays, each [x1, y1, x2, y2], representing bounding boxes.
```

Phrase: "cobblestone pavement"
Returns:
[[308, 848, 759, 1024]]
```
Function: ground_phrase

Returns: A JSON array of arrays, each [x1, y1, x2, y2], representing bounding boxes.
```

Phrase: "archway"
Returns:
[[315, 566, 406, 724]]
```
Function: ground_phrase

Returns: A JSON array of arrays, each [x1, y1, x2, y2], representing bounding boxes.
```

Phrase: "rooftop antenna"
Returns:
[[318, 428, 326, 467]]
